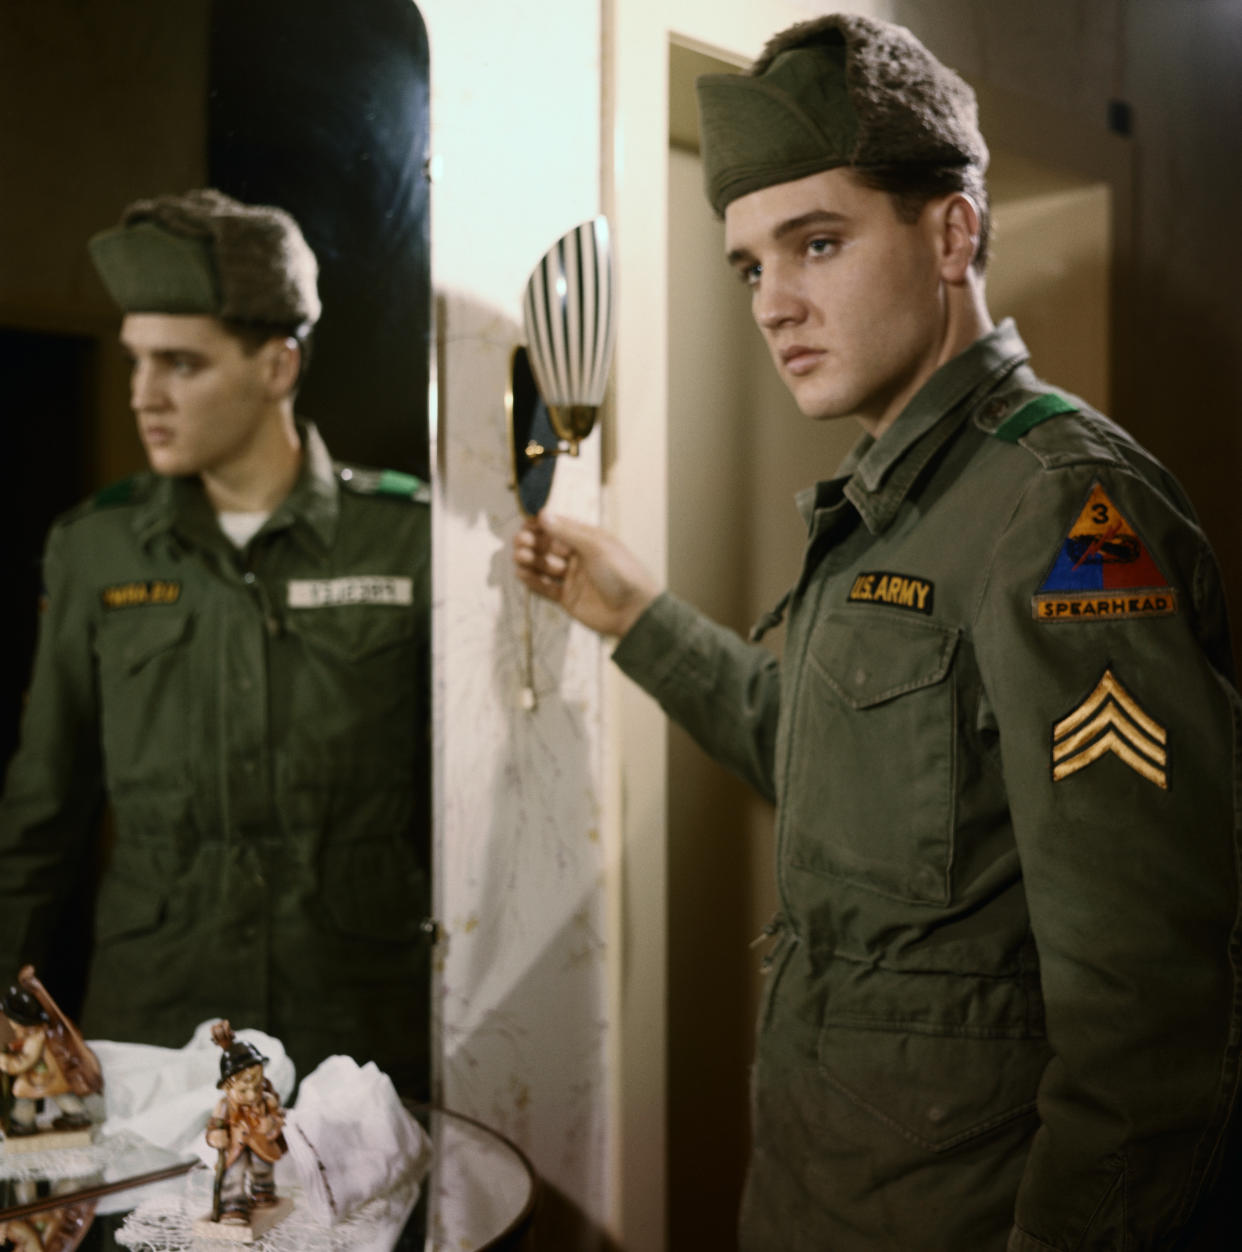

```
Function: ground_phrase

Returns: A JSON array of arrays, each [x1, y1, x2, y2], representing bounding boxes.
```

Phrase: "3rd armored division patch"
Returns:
[[1033, 483, 1176, 622], [1052, 668, 1168, 789]]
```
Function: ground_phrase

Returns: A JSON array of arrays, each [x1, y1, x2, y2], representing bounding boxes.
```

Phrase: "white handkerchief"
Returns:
[[282, 1055, 432, 1226]]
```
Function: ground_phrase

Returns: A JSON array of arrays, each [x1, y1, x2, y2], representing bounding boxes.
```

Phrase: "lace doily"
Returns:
[[116, 1163, 421, 1252], [0, 1129, 153, 1185]]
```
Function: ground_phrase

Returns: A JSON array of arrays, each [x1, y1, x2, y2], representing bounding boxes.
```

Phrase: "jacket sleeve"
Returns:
[[0, 522, 104, 979], [612, 591, 782, 803], [973, 463, 1241, 1248]]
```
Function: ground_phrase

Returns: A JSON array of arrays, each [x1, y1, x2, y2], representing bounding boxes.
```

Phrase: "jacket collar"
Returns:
[[796, 319, 1031, 535], [133, 420, 339, 554]]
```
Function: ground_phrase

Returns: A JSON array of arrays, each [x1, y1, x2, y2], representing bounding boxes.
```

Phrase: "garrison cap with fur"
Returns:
[[696, 14, 988, 214], [88, 188, 321, 329]]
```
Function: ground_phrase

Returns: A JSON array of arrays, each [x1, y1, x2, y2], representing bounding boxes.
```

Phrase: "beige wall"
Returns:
[[416, 2, 612, 1246], [988, 152, 1111, 410]]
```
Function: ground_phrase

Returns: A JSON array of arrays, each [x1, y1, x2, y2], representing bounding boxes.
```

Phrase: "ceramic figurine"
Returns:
[[0, 1192, 97, 1252], [197, 1021, 291, 1242], [0, 967, 102, 1152]]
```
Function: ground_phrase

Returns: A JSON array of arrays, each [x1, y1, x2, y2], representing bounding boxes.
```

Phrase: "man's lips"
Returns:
[[779, 346, 824, 376], [142, 424, 175, 446]]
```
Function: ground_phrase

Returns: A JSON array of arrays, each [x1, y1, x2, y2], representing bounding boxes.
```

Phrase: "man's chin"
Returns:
[[144, 448, 193, 477], [796, 397, 854, 422]]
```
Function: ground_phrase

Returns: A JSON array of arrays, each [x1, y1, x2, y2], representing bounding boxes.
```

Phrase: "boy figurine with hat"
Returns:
[[0, 966, 102, 1150], [516, 12, 1242, 1249], [201, 1020, 289, 1235]]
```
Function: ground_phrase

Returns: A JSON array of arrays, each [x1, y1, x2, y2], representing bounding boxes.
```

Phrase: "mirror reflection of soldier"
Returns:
[[0, 968, 101, 1139], [205, 1021, 286, 1227], [0, 190, 431, 1095], [516, 13, 1241, 1251]]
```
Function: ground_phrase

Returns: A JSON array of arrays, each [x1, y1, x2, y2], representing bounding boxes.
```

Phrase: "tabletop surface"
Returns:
[[402, 1104, 538, 1250], [0, 1103, 538, 1252]]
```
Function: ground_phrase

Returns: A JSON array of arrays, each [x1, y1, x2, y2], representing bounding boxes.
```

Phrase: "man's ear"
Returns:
[[263, 337, 302, 400], [937, 193, 982, 283]]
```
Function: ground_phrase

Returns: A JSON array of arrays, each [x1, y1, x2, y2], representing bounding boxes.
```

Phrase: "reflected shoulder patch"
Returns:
[[1032, 482, 1177, 623]]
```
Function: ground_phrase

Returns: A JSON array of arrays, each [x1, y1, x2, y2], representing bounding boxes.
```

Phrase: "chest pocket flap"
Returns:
[[100, 609, 192, 675], [788, 613, 961, 905], [814, 614, 959, 708]]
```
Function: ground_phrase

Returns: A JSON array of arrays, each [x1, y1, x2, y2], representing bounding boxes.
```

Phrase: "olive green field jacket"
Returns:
[[615, 323, 1241, 1250], [0, 424, 431, 1093]]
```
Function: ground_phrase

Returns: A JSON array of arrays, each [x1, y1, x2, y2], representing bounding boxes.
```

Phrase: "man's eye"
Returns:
[[737, 263, 762, 288], [171, 357, 199, 376], [807, 237, 838, 258]]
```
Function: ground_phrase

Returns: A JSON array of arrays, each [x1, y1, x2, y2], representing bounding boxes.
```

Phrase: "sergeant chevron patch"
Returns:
[[1051, 669, 1168, 789]]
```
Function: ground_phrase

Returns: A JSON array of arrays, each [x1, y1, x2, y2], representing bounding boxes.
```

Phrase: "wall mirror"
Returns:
[[0, 0, 432, 1096]]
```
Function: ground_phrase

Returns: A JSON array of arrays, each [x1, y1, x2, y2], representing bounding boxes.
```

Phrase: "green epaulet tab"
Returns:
[[92, 476, 139, 508], [992, 392, 1078, 444], [338, 465, 430, 503]]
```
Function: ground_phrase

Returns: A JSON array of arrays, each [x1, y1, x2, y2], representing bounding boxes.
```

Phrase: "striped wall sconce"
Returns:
[[507, 216, 616, 517]]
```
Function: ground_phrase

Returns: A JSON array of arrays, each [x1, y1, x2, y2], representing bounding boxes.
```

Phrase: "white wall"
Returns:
[[416, 1, 612, 1243]]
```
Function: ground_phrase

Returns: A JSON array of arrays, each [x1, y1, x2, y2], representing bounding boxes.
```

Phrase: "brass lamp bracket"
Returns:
[[506, 346, 599, 515]]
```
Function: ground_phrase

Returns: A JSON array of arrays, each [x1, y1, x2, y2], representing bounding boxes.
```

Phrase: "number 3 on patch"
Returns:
[[1051, 668, 1168, 789]]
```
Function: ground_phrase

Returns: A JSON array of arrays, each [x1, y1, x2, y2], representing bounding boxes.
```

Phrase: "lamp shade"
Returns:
[[521, 216, 615, 409]]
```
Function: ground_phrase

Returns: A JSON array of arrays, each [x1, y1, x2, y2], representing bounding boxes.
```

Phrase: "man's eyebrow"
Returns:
[[118, 343, 206, 361], [726, 209, 851, 266]]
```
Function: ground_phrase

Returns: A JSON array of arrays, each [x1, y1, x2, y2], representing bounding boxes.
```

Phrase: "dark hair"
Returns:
[[852, 163, 992, 271], [221, 319, 315, 392]]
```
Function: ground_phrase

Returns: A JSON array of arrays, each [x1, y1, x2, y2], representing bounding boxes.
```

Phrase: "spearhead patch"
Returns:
[[1033, 483, 1176, 622]]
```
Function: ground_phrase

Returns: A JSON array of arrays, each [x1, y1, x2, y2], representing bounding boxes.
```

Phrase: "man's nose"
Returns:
[[753, 272, 805, 330], [130, 361, 164, 411]]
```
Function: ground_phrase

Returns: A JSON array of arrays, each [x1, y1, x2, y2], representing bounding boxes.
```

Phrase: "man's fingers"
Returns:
[[515, 562, 564, 602], [534, 511, 600, 556], [513, 528, 570, 578]]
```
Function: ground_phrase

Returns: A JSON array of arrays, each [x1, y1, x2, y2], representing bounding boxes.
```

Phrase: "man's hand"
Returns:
[[513, 512, 660, 639]]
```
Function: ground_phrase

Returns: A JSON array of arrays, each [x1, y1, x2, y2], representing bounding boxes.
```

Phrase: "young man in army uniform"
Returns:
[[515, 14, 1240, 1250], [0, 190, 431, 1097]]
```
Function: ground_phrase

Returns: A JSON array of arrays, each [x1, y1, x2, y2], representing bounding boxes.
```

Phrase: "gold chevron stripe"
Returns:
[[1052, 730, 1168, 788], [1052, 704, 1167, 767], [1053, 669, 1167, 743], [1051, 669, 1169, 789]]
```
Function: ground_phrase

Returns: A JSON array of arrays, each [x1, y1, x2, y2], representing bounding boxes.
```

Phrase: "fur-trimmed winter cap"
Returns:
[[696, 14, 988, 214], [88, 188, 321, 329]]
